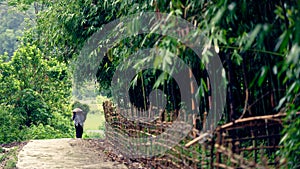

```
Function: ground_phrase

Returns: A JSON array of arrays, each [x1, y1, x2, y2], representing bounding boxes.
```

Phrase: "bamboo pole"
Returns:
[[218, 112, 300, 130]]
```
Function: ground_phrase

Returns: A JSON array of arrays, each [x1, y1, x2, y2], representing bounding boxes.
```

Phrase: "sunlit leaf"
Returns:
[[258, 66, 268, 86], [244, 24, 261, 51]]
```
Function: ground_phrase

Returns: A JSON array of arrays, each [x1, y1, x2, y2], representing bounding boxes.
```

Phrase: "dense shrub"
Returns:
[[0, 107, 23, 143], [71, 101, 90, 113], [0, 44, 73, 144]]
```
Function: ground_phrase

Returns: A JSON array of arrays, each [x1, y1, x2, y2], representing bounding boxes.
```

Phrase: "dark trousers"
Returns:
[[75, 124, 83, 138]]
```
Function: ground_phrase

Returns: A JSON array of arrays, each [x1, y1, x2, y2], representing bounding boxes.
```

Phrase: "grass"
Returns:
[[84, 113, 105, 130], [0, 146, 19, 169], [83, 112, 106, 139], [83, 132, 105, 139]]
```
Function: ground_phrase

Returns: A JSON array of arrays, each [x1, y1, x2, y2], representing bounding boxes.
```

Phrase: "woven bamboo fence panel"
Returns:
[[103, 101, 287, 168]]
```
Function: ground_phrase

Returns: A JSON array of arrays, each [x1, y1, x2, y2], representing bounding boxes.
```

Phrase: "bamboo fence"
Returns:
[[103, 101, 294, 168]]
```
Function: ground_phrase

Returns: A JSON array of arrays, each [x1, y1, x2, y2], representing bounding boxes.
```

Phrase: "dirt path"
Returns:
[[16, 138, 127, 169]]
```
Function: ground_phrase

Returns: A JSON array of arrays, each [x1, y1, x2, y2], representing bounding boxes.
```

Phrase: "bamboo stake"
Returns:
[[185, 133, 210, 148]]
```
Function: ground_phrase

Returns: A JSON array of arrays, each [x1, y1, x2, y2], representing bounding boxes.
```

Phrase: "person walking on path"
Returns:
[[72, 108, 87, 138]]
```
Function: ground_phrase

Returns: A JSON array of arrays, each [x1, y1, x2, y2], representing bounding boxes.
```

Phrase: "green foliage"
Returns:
[[4, 159, 16, 169], [0, 146, 18, 169], [71, 101, 90, 113], [24, 123, 71, 139], [279, 44, 300, 168], [83, 131, 104, 139], [0, 108, 24, 143], [0, 3, 33, 57], [14, 89, 51, 126], [0, 42, 73, 143], [0, 0, 299, 167]]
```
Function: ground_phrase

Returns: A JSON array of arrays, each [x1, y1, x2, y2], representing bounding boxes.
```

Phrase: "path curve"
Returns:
[[17, 138, 127, 169]]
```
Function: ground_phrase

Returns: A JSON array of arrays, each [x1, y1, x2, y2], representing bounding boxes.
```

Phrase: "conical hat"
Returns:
[[72, 108, 87, 122], [72, 108, 83, 113]]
